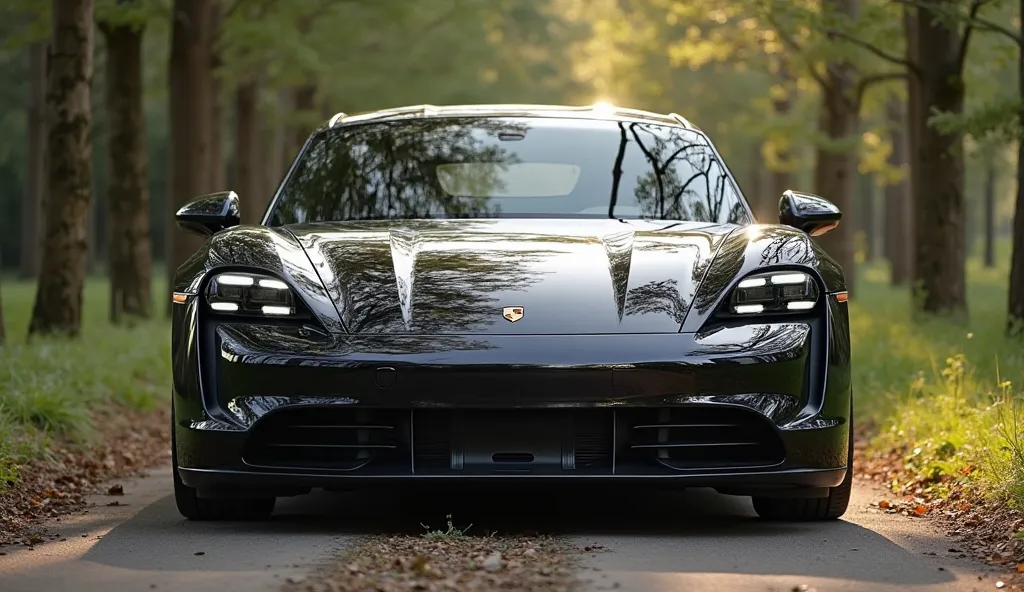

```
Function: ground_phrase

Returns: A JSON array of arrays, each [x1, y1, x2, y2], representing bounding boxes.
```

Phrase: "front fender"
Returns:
[[680, 225, 845, 333], [171, 225, 345, 333]]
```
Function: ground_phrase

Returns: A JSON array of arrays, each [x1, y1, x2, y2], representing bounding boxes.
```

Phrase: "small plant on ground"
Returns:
[[421, 513, 472, 540]]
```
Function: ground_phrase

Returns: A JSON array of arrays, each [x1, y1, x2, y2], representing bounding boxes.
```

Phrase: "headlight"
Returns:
[[725, 270, 819, 315], [205, 272, 298, 316]]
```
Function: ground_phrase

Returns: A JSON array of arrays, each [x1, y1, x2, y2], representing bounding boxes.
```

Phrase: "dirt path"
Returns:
[[0, 466, 1014, 592]]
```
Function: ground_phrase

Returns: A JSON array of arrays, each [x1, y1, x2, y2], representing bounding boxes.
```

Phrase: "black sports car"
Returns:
[[170, 103, 852, 522]]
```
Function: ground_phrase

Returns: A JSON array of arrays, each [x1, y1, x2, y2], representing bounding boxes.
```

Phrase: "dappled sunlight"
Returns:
[[851, 248, 1024, 509]]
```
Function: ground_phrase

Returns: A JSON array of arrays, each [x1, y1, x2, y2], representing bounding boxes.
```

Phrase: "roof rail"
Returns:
[[668, 112, 694, 128], [328, 112, 348, 127]]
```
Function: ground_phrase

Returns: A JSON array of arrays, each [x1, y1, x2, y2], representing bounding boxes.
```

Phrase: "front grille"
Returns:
[[243, 407, 408, 472], [242, 406, 784, 475], [411, 409, 613, 475], [620, 406, 785, 470]]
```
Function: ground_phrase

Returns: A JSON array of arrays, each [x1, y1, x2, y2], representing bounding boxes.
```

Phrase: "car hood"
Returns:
[[284, 219, 738, 335]]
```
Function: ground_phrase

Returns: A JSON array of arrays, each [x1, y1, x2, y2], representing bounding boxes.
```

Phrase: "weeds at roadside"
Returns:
[[421, 513, 473, 541]]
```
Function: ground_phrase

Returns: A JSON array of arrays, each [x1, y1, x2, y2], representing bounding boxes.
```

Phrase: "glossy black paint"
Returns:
[[176, 191, 241, 237], [171, 105, 853, 496], [778, 190, 843, 237]]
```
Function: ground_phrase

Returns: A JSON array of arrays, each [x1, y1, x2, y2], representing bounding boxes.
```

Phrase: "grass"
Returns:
[[851, 238, 1024, 510], [0, 276, 170, 489]]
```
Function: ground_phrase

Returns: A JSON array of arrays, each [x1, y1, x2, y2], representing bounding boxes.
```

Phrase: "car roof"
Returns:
[[324, 103, 699, 131]]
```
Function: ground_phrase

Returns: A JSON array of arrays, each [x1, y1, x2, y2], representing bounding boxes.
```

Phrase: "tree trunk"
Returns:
[[884, 97, 913, 285], [749, 142, 764, 220], [167, 0, 218, 309], [267, 88, 290, 195], [21, 41, 48, 279], [912, 1, 967, 316], [29, 0, 94, 338], [291, 83, 317, 155], [983, 148, 996, 268], [236, 80, 265, 225], [765, 59, 794, 223], [0, 271, 5, 345], [813, 36, 858, 294], [209, 3, 226, 191], [101, 20, 152, 324], [1007, 6, 1024, 334], [857, 171, 877, 261]]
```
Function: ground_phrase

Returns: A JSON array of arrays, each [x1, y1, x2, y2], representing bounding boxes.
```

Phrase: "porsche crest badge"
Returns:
[[502, 306, 524, 323]]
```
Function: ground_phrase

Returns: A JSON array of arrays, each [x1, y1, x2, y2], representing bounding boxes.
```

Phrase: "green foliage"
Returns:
[[96, 0, 166, 30], [932, 96, 1023, 142], [853, 241, 1024, 508], [0, 0, 49, 49], [0, 276, 169, 487]]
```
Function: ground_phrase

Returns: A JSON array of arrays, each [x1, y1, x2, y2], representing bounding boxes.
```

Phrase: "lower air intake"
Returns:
[[622, 406, 785, 470], [243, 407, 407, 472]]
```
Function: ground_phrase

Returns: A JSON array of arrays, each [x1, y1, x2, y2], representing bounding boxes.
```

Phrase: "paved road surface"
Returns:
[[0, 466, 1008, 592]]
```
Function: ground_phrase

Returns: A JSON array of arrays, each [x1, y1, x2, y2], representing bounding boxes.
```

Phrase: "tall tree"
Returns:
[[0, 273, 5, 345], [235, 77, 263, 224], [167, 0, 218, 307], [910, 0, 975, 316], [883, 96, 913, 285], [29, 0, 95, 337], [766, 57, 795, 222], [98, 1, 152, 323], [209, 2, 226, 191], [749, 142, 764, 217], [923, 0, 1024, 331], [812, 0, 860, 291], [20, 40, 47, 279], [1012, 1, 1024, 333], [981, 142, 997, 268], [0, 243, 5, 345], [286, 15, 319, 160], [765, 0, 906, 295]]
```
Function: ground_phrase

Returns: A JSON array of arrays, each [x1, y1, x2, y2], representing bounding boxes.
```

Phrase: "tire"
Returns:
[[752, 407, 853, 522], [172, 409, 276, 521]]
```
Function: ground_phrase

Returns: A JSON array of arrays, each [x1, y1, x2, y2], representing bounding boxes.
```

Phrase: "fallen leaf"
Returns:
[[878, 500, 891, 509], [913, 505, 928, 516]]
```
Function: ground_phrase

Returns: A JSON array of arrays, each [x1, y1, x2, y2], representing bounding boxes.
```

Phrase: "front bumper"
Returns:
[[173, 303, 852, 496]]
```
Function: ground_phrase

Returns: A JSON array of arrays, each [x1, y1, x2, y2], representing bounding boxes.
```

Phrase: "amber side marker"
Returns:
[[172, 292, 189, 304], [833, 291, 849, 303]]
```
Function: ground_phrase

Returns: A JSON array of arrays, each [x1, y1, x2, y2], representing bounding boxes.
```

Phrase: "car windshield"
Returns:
[[268, 116, 752, 225]]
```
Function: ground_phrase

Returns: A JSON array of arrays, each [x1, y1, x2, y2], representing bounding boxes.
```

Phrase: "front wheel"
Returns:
[[753, 411, 854, 521], [172, 409, 276, 521]]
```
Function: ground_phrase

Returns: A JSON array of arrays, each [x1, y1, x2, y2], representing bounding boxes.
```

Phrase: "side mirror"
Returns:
[[175, 191, 241, 237], [779, 190, 842, 237]]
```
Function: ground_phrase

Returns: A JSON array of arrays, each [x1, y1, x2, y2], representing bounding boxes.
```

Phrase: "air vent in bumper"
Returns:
[[243, 407, 408, 472], [240, 405, 784, 475], [620, 406, 785, 470]]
